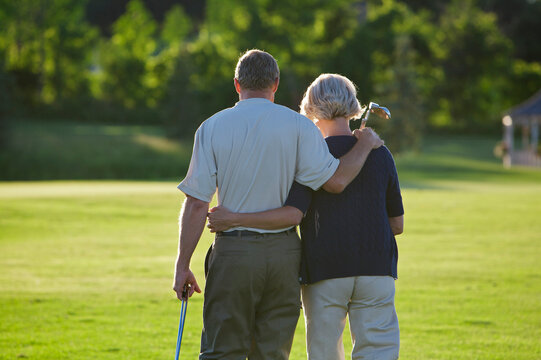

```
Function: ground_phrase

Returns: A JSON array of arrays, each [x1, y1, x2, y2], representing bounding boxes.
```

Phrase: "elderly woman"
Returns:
[[207, 74, 404, 360]]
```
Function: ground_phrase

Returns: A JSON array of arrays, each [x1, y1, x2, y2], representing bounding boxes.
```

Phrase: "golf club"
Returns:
[[361, 102, 391, 128], [175, 285, 189, 360]]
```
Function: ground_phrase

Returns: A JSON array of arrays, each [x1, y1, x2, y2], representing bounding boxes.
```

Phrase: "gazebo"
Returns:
[[502, 89, 541, 168]]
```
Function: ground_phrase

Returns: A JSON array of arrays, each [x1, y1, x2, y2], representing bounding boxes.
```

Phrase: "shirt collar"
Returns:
[[235, 98, 273, 106]]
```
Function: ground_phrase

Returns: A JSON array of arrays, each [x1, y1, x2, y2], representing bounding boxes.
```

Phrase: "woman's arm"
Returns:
[[207, 205, 303, 232], [208, 181, 311, 232], [389, 215, 404, 235]]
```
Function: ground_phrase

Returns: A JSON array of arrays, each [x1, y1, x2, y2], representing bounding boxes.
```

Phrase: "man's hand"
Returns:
[[353, 127, 384, 149], [207, 206, 237, 232], [173, 266, 201, 300]]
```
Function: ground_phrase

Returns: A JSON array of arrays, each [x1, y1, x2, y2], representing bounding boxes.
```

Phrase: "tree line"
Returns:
[[1, 0, 540, 152]]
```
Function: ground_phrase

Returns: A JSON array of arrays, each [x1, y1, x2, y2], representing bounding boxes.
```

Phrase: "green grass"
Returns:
[[1, 135, 541, 359]]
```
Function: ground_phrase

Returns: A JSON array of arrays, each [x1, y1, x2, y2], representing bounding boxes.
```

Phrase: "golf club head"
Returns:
[[369, 103, 391, 119], [365, 102, 391, 120], [361, 102, 391, 128]]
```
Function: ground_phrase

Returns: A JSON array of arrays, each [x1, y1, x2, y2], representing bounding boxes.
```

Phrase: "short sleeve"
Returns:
[[295, 117, 339, 190], [385, 151, 404, 217], [177, 123, 217, 202], [284, 181, 312, 215]]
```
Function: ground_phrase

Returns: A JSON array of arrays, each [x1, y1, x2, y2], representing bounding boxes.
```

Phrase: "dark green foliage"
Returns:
[[506, 60, 541, 109], [97, 0, 159, 109], [162, 50, 204, 139], [1, 0, 540, 153], [398, 0, 541, 62], [0, 0, 98, 119], [477, 0, 541, 62], [0, 58, 11, 149], [430, 0, 513, 132], [84, 0, 205, 36]]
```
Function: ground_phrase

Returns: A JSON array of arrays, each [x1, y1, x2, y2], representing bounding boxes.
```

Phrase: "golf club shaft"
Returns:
[[175, 298, 188, 360], [180, 299, 188, 339]]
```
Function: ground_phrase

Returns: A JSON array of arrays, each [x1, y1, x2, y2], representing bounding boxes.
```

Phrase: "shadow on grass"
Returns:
[[2, 122, 540, 184], [0, 120, 193, 180]]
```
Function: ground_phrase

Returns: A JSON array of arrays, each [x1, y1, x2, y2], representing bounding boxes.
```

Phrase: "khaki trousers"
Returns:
[[301, 276, 399, 360], [200, 231, 301, 360]]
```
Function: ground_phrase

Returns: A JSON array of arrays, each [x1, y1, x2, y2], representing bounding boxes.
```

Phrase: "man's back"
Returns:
[[179, 97, 338, 231], [177, 97, 339, 359]]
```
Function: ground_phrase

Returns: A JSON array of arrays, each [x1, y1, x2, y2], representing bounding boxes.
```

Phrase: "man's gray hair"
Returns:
[[235, 49, 280, 90], [300, 74, 364, 121]]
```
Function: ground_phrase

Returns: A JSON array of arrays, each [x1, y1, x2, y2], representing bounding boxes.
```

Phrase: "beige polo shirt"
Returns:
[[178, 97, 339, 233]]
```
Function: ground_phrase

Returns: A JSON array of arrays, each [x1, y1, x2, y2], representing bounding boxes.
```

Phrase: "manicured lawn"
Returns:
[[1, 135, 540, 359], [0, 121, 193, 180]]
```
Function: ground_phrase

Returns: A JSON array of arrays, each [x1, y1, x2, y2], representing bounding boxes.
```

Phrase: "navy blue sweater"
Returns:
[[285, 136, 404, 284]]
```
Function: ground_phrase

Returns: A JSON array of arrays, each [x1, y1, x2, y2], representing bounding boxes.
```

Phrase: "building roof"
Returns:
[[506, 89, 541, 118]]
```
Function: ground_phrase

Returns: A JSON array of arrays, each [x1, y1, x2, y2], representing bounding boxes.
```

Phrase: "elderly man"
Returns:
[[173, 49, 382, 360]]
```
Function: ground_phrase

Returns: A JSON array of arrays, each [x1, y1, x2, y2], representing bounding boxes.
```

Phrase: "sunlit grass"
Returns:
[[1, 135, 540, 359]]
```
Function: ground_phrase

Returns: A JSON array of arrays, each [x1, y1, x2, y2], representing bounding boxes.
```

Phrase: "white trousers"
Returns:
[[301, 276, 399, 360]]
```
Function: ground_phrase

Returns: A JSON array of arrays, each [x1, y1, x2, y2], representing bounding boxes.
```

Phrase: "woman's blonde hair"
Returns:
[[300, 73, 364, 121]]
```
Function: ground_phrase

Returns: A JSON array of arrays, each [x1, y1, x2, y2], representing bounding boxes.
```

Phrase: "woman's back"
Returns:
[[286, 135, 403, 284]]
